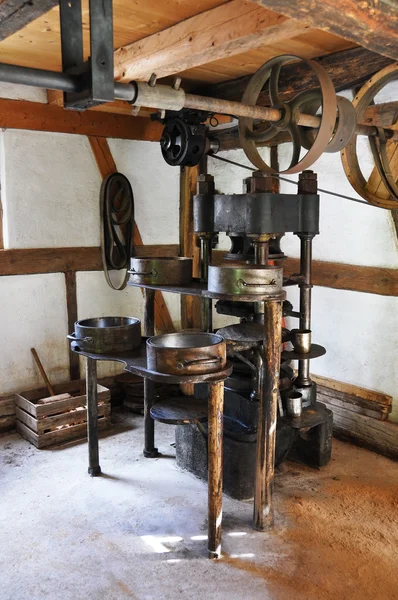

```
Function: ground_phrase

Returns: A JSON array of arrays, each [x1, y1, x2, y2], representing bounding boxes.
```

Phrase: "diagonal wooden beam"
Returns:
[[0, 0, 57, 41], [88, 137, 175, 333], [250, 0, 398, 60], [114, 0, 309, 82]]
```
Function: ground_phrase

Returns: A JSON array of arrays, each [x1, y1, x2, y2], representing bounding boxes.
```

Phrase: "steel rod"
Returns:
[[253, 300, 282, 530], [0, 62, 81, 93], [143, 288, 155, 337], [200, 235, 213, 332], [0, 61, 396, 140], [207, 380, 224, 559], [143, 287, 158, 457], [86, 357, 101, 476], [143, 378, 159, 457]]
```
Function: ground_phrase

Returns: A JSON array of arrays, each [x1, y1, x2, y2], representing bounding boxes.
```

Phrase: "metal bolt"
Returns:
[[148, 73, 157, 87], [173, 77, 182, 90]]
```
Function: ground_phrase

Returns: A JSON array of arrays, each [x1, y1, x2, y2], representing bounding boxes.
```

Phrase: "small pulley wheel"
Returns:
[[160, 117, 206, 167], [299, 94, 357, 153], [341, 63, 398, 209], [238, 54, 337, 174]]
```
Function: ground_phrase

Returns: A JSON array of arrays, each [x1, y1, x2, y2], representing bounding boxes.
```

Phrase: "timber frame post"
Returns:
[[180, 165, 202, 330]]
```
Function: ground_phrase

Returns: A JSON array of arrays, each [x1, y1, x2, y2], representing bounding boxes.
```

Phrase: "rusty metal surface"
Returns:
[[238, 55, 337, 174], [150, 398, 208, 424], [341, 62, 398, 209], [68, 316, 141, 354], [129, 256, 193, 286], [127, 278, 287, 303], [70, 340, 232, 384], [281, 402, 330, 430], [147, 332, 226, 376], [281, 343, 326, 360], [208, 264, 283, 296]]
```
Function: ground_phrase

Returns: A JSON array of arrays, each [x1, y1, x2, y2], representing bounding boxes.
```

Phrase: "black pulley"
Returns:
[[100, 172, 135, 290], [160, 117, 206, 166]]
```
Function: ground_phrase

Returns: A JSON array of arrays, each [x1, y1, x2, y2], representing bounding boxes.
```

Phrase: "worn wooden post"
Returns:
[[253, 299, 282, 529], [86, 357, 101, 476], [207, 380, 224, 558]]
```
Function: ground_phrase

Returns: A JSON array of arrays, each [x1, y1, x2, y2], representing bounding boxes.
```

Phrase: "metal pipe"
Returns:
[[143, 378, 158, 458], [0, 61, 397, 141], [0, 62, 82, 93], [114, 81, 135, 102], [200, 236, 213, 332], [143, 288, 155, 337], [86, 357, 101, 476]]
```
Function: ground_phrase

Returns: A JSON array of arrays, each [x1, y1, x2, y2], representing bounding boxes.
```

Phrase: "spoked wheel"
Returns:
[[341, 63, 398, 209], [238, 55, 357, 175]]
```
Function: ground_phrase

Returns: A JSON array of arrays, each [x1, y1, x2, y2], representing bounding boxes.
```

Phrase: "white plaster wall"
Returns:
[[0, 130, 102, 249], [108, 139, 180, 244], [0, 273, 70, 393]]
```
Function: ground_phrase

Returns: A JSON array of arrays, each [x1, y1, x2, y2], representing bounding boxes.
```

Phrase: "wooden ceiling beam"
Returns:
[[0, 97, 163, 140], [0, 0, 57, 41], [197, 47, 394, 102], [249, 0, 398, 60], [113, 0, 310, 82]]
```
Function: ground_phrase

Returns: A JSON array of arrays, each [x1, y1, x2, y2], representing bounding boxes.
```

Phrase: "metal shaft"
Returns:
[[207, 380, 224, 559], [143, 378, 158, 458], [297, 235, 313, 386], [253, 300, 282, 530], [143, 288, 155, 337], [143, 287, 158, 458], [0, 61, 397, 141], [200, 235, 213, 332], [86, 357, 101, 476]]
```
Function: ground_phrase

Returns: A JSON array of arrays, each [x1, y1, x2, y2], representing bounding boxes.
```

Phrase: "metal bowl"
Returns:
[[129, 256, 192, 285], [67, 316, 141, 354], [147, 332, 226, 375]]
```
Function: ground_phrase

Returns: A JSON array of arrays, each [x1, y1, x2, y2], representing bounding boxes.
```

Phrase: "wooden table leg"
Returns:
[[253, 300, 282, 530], [208, 380, 224, 559], [86, 357, 101, 476]]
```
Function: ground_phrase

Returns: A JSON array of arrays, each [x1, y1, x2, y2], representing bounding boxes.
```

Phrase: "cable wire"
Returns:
[[210, 154, 388, 209]]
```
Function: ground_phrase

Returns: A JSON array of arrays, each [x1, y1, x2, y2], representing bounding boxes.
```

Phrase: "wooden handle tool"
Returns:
[[31, 347, 55, 396]]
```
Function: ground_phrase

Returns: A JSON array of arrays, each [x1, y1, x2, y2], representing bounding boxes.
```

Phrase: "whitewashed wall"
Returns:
[[209, 142, 398, 422], [0, 83, 181, 393]]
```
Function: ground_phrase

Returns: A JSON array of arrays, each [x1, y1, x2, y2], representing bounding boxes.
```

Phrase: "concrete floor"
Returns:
[[0, 409, 397, 600]]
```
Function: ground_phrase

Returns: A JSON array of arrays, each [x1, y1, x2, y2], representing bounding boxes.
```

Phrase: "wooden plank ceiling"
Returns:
[[0, 0, 355, 94]]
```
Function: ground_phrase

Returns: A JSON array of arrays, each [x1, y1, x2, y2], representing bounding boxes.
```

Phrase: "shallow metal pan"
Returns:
[[129, 257, 192, 285], [147, 332, 226, 375], [208, 264, 283, 296], [67, 316, 141, 354]]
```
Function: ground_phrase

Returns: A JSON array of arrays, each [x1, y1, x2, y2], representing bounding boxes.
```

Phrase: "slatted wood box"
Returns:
[[15, 381, 111, 449], [0, 395, 16, 433]]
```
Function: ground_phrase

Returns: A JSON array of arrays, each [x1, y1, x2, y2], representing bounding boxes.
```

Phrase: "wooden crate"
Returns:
[[15, 380, 111, 449], [0, 395, 17, 433]]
